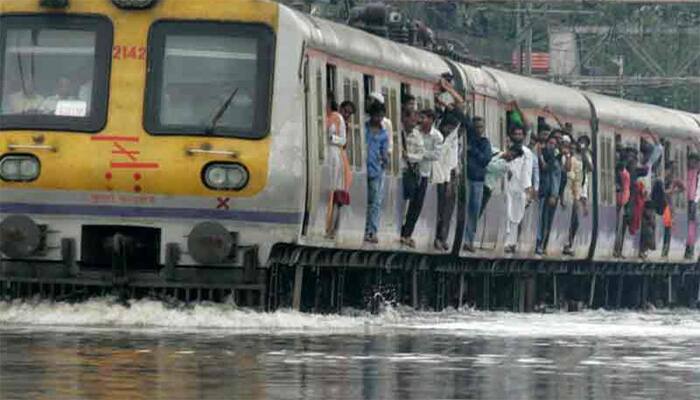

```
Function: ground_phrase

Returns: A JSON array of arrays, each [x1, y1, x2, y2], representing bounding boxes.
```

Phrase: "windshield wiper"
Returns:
[[205, 87, 239, 135]]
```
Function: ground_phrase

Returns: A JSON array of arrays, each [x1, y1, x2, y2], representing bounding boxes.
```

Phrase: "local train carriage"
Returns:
[[0, 0, 296, 302], [0, 0, 462, 303], [1, 0, 699, 308], [585, 92, 700, 264], [456, 64, 502, 258], [288, 9, 455, 254], [463, 67, 595, 260]]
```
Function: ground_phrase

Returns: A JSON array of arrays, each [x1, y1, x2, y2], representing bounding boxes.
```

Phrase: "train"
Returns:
[[1, 0, 699, 311]]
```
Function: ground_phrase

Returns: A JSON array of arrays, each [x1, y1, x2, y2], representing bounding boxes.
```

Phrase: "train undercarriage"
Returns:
[[266, 246, 700, 313], [3, 241, 700, 313]]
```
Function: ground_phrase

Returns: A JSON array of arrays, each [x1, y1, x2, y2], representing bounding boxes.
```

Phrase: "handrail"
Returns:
[[185, 148, 239, 158], [8, 143, 56, 152]]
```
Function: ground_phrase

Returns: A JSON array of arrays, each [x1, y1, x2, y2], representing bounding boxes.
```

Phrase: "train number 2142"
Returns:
[[113, 45, 146, 60]]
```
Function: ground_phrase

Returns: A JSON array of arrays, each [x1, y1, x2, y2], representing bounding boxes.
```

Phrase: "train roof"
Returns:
[[458, 64, 500, 99], [671, 110, 700, 125], [583, 91, 700, 140], [692, 113, 700, 128], [282, 4, 699, 141], [482, 67, 592, 121], [282, 5, 451, 82]]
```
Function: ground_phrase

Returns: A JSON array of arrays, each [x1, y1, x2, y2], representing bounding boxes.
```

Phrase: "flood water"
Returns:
[[2, 300, 700, 399]]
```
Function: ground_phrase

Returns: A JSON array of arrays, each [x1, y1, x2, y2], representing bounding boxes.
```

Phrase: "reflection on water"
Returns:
[[2, 300, 700, 400]]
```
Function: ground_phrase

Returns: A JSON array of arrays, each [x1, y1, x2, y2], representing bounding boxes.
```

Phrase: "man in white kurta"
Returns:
[[504, 133, 533, 253], [433, 117, 460, 250]]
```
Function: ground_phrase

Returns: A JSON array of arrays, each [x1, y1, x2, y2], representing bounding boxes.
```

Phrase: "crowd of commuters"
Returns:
[[323, 71, 698, 258], [397, 75, 467, 249], [477, 101, 594, 255], [612, 133, 700, 259]]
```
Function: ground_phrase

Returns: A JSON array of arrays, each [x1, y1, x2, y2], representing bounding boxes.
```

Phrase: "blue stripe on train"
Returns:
[[0, 202, 302, 224]]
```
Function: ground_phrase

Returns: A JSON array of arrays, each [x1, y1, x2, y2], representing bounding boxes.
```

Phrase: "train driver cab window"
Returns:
[[144, 21, 274, 138], [0, 15, 112, 132]]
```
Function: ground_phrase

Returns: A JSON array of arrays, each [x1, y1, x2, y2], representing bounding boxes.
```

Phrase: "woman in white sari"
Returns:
[[325, 96, 351, 238]]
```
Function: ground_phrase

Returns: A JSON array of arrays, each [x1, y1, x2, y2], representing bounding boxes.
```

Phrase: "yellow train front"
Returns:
[[0, 0, 304, 304]]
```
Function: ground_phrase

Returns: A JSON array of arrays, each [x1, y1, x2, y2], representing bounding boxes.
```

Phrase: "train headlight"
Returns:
[[226, 167, 247, 189], [203, 163, 249, 191], [20, 159, 39, 177], [0, 155, 40, 182], [206, 166, 227, 187]]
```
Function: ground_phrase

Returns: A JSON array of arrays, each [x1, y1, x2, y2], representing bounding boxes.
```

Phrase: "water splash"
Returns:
[[2, 297, 700, 337]]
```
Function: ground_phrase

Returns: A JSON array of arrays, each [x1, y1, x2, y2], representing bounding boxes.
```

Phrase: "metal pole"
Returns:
[[292, 265, 304, 311], [516, 0, 523, 74], [330, 270, 336, 309], [412, 267, 418, 309], [525, 3, 533, 76], [484, 275, 490, 310], [616, 275, 624, 309], [458, 271, 465, 309], [588, 273, 597, 308], [604, 277, 610, 308]]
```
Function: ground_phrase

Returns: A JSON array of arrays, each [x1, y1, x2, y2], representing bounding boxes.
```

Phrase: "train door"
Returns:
[[301, 55, 325, 238], [663, 140, 687, 260], [474, 96, 503, 253], [378, 77, 402, 238], [335, 67, 365, 245], [593, 126, 618, 258]]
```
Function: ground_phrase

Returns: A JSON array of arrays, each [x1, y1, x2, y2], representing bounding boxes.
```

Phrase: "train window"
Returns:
[[316, 68, 324, 162], [498, 113, 505, 150], [144, 21, 274, 139], [343, 78, 351, 101], [343, 78, 354, 165], [537, 116, 546, 133], [389, 88, 399, 175], [380, 86, 392, 176], [0, 15, 112, 132], [679, 148, 687, 209], [381, 87, 389, 103], [673, 146, 686, 210], [400, 83, 411, 102], [351, 80, 362, 168], [326, 64, 336, 97], [363, 74, 374, 104]]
